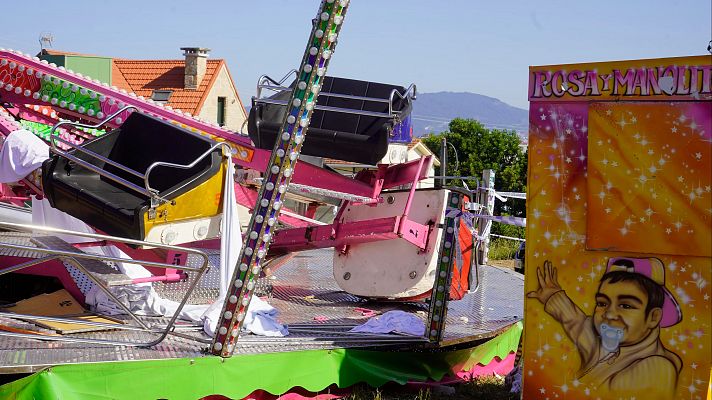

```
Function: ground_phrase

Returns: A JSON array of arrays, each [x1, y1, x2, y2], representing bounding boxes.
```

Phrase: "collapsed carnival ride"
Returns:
[[0, 1, 524, 398]]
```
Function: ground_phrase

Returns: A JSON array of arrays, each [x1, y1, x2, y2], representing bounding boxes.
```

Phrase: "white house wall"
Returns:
[[198, 66, 247, 132]]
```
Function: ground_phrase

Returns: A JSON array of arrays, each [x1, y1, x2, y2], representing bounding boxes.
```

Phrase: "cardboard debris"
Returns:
[[4, 289, 123, 334]]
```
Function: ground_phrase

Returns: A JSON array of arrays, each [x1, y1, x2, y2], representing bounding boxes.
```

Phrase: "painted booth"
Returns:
[[523, 56, 712, 400]]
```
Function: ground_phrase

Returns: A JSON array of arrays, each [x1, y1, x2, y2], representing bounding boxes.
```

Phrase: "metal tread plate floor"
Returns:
[[0, 239, 523, 373]]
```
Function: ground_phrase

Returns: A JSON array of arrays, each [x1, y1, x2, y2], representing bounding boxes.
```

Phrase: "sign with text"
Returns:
[[524, 55, 711, 400]]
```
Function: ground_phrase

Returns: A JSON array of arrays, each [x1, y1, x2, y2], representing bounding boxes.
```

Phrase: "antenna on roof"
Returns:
[[39, 32, 54, 51]]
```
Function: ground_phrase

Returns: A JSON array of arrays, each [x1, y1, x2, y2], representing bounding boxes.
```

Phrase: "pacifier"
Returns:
[[600, 323, 624, 352]]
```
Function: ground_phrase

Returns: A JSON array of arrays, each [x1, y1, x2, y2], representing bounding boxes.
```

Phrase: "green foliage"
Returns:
[[421, 118, 527, 238], [344, 375, 517, 400], [493, 220, 525, 239], [459, 374, 520, 400], [488, 238, 521, 260]]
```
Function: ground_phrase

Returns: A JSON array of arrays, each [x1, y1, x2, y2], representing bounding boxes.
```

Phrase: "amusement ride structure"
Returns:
[[0, 1, 525, 398]]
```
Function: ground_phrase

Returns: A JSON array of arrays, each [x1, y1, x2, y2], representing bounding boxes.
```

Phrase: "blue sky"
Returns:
[[2, 0, 710, 109]]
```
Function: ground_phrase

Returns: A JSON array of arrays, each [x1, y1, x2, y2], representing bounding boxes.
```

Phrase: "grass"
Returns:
[[343, 375, 518, 400], [487, 238, 520, 261]]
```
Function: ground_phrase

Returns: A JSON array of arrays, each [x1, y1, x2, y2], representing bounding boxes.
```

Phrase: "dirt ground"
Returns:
[[488, 259, 516, 270]]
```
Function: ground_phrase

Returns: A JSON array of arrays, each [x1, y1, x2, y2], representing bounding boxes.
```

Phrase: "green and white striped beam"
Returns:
[[426, 191, 463, 343]]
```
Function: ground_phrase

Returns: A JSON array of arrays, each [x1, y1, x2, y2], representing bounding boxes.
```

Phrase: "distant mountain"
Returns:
[[410, 92, 528, 138]]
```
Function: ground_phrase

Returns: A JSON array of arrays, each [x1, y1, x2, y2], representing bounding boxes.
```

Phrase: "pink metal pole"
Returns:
[[400, 156, 426, 219]]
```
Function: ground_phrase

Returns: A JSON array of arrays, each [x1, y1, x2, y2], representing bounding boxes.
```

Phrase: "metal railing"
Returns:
[[49, 106, 153, 199], [49, 107, 231, 207], [254, 71, 416, 122], [0, 221, 210, 347], [143, 142, 233, 198]]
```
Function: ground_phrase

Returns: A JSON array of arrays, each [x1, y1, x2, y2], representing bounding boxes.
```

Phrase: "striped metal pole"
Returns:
[[211, 0, 350, 357]]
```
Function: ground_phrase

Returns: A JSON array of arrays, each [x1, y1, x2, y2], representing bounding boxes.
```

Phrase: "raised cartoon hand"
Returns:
[[526, 260, 563, 304]]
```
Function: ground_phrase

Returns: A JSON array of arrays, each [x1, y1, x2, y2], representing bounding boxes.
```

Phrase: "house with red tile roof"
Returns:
[[39, 48, 247, 131]]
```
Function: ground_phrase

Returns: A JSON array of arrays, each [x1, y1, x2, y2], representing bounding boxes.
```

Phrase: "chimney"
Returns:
[[181, 47, 210, 90]]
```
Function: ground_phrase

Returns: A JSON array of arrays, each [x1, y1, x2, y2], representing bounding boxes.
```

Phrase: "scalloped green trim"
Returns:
[[0, 322, 521, 399]]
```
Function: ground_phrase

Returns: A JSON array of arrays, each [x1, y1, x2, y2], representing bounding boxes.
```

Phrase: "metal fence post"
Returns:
[[477, 169, 495, 265]]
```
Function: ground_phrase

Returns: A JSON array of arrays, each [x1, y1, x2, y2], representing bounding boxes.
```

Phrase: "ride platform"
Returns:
[[0, 236, 523, 399]]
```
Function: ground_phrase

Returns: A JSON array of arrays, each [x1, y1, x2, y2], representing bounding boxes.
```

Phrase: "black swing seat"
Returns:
[[41, 112, 223, 242], [248, 76, 412, 165]]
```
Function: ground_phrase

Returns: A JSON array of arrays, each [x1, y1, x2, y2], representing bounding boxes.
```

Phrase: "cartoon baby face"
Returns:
[[593, 279, 663, 348]]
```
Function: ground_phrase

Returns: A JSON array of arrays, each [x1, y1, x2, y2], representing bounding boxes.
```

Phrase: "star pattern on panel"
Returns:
[[586, 102, 712, 257], [525, 99, 712, 400]]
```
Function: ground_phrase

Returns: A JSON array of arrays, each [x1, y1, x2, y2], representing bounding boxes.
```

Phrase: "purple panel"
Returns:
[[391, 114, 413, 144]]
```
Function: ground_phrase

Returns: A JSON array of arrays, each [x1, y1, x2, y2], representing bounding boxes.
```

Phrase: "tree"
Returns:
[[421, 118, 527, 237]]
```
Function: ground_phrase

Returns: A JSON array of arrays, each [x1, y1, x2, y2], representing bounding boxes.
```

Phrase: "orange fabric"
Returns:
[[449, 196, 473, 300]]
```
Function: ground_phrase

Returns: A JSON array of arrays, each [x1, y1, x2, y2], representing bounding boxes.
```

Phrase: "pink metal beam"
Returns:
[[18, 106, 60, 125], [234, 183, 313, 228], [1, 50, 432, 202], [271, 214, 433, 253], [0, 50, 247, 143], [382, 155, 433, 190], [0, 52, 378, 199], [0, 108, 21, 136], [271, 216, 402, 253]]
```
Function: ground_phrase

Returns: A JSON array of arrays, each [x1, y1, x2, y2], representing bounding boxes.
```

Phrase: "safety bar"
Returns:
[[388, 83, 417, 117], [0, 221, 210, 347], [255, 98, 395, 119], [254, 72, 416, 121], [49, 107, 231, 207], [144, 142, 233, 196], [48, 106, 155, 199], [255, 70, 298, 99]]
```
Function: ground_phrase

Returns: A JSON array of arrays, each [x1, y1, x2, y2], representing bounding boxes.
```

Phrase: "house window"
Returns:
[[217, 97, 226, 126], [151, 90, 173, 103]]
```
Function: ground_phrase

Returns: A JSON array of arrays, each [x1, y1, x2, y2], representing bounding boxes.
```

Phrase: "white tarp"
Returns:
[[0, 129, 48, 183], [27, 151, 284, 336]]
